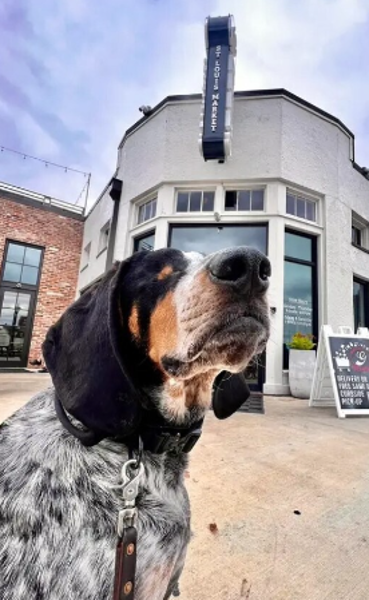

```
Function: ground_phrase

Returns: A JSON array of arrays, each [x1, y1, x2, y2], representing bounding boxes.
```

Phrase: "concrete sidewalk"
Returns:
[[1, 374, 369, 599], [183, 402, 369, 600], [0, 372, 51, 422]]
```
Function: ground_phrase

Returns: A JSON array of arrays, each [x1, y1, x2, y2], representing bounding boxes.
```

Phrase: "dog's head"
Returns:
[[43, 247, 271, 439]]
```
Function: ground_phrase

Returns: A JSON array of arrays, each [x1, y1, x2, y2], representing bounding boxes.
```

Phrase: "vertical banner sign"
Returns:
[[199, 15, 237, 162]]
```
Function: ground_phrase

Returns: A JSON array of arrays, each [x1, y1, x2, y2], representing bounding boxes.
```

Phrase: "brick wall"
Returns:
[[0, 196, 83, 366]]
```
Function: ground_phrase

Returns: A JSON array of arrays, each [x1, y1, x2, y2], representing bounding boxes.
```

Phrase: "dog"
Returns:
[[0, 246, 270, 600]]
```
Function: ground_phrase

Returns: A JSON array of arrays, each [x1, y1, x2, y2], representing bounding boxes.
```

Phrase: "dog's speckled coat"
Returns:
[[0, 389, 190, 600]]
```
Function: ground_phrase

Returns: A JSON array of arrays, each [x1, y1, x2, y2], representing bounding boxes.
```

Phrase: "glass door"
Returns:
[[0, 288, 35, 367]]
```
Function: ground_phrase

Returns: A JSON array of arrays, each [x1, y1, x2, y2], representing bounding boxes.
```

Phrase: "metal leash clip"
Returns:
[[116, 459, 144, 537]]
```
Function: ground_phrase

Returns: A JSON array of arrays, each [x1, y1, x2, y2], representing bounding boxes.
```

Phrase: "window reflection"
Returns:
[[134, 231, 155, 253], [7, 244, 25, 263], [24, 247, 42, 267], [286, 191, 317, 222], [189, 192, 201, 212], [3, 263, 22, 282], [285, 232, 312, 261], [284, 262, 313, 345], [283, 230, 317, 368], [2, 242, 42, 287], [21, 266, 38, 285], [169, 225, 267, 255], [224, 189, 265, 212], [353, 278, 368, 330], [0, 290, 31, 362], [238, 191, 251, 211], [137, 198, 157, 225], [175, 191, 215, 213]]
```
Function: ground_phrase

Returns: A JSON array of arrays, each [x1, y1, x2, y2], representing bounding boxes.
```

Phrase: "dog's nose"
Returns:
[[208, 247, 271, 293]]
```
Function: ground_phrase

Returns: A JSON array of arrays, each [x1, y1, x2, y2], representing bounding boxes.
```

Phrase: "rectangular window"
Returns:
[[238, 191, 250, 211], [175, 191, 215, 213], [353, 278, 369, 331], [133, 231, 155, 253], [98, 221, 110, 255], [352, 213, 368, 250], [283, 230, 318, 369], [137, 197, 157, 225], [224, 189, 265, 212], [352, 226, 362, 246], [1, 241, 43, 288], [286, 191, 317, 222]]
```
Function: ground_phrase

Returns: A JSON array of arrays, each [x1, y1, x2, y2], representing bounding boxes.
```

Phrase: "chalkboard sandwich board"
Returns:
[[310, 325, 369, 418]]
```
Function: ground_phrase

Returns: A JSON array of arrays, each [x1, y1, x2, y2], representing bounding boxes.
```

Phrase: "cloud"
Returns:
[[0, 0, 368, 209]]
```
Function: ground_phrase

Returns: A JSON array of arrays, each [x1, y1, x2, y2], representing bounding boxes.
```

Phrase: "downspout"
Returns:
[[105, 177, 122, 271]]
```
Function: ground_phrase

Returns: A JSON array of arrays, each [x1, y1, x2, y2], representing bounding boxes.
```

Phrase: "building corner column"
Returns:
[[263, 212, 289, 396]]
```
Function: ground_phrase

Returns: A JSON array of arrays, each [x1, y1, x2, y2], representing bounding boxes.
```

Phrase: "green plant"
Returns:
[[289, 332, 316, 351]]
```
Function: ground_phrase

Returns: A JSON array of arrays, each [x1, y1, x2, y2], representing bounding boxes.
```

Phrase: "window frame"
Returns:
[[137, 197, 157, 225], [353, 276, 369, 331], [0, 240, 44, 291], [175, 190, 216, 213], [286, 190, 317, 223], [224, 188, 265, 212], [352, 225, 362, 247], [352, 212, 369, 252], [283, 228, 318, 369], [133, 229, 156, 253]]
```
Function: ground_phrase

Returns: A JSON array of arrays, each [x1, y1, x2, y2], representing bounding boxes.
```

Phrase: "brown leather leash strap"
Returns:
[[113, 526, 137, 600], [111, 459, 144, 600]]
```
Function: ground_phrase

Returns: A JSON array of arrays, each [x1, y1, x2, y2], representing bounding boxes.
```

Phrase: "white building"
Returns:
[[78, 89, 369, 395]]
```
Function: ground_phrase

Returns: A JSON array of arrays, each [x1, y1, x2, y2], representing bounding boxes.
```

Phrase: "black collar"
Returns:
[[54, 393, 203, 454]]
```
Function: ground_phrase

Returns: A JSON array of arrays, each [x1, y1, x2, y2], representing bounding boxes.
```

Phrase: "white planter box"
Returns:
[[289, 349, 316, 399]]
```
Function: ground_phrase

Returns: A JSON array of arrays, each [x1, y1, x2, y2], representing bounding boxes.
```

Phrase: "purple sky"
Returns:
[[1, 0, 368, 208]]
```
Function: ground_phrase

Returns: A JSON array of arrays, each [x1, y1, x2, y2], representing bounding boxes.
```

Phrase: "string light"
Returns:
[[0, 143, 91, 210], [0, 144, 90, 177]]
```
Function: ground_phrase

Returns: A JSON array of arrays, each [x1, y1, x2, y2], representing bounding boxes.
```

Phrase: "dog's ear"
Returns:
[[42, 258, 142, 442], [212, 371, 251, 419]]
